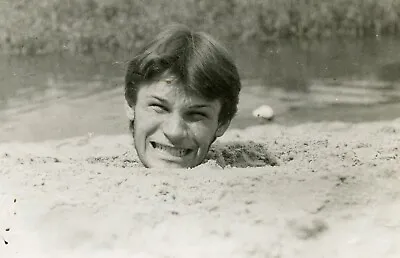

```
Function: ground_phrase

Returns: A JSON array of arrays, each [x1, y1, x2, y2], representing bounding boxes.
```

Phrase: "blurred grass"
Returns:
[[1, 0, 400, 55]]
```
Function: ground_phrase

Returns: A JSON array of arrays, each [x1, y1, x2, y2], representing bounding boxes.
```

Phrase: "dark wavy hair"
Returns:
[[125, 24, 241, 128]]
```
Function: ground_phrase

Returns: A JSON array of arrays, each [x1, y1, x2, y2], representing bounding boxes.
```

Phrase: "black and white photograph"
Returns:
[[0, 0, 399, 257]]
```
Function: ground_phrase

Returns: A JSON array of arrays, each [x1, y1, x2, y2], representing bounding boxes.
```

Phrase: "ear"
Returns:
[[215, 120, 231, 137], [124, 99, 135, 120]]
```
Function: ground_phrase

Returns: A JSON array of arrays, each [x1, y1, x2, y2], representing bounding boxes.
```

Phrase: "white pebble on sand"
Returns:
[[252, 105, 274, 120]]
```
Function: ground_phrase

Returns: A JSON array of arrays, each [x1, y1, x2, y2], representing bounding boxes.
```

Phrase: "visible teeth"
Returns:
[[152, 142, 188, 157]]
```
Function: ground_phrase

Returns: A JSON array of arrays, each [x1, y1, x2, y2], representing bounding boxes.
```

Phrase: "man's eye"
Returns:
[[188, 112, 208, 120], [150, 104, 167, 113]]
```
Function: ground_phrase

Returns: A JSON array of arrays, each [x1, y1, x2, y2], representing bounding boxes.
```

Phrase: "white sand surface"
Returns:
[[0, 118, 399, 257]]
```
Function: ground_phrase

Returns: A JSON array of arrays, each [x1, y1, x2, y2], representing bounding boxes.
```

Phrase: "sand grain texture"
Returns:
[[0, 119, 399, 258]]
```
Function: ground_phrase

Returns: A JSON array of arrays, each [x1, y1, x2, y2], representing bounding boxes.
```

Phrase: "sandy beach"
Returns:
[[0, 117, 399, 257]]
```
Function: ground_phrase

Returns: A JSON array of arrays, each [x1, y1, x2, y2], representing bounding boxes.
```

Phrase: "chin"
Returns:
[[140, 157, 191, 169]]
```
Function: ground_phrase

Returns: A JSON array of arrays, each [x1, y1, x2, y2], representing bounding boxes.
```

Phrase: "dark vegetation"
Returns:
[[1, 0, 400, 55]]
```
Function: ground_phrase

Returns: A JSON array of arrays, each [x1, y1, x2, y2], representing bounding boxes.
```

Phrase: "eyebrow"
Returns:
[[188, 104, 213, 109], [149, 95, 213, 109]]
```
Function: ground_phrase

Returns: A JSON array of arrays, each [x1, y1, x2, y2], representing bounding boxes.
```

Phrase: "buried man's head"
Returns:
[[124, 24, 241, 168]]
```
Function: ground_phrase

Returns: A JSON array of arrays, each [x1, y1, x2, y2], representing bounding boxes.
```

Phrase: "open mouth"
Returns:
[[150, 141, 192, 157]]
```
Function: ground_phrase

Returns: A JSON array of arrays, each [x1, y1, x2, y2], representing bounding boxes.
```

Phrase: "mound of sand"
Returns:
[[0, 118, 399, 258]]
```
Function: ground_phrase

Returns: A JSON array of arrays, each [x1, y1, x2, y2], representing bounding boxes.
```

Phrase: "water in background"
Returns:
[[1, 38, 400, 142]]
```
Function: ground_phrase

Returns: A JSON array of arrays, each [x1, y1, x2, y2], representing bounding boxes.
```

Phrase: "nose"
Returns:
[[162, 113, 188, 143]]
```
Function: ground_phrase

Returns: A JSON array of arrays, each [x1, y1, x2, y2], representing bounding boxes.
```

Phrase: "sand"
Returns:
[[0, 118, 399, 258]]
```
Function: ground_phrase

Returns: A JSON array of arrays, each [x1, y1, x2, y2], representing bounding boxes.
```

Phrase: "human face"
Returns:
[[132, 76, 229, 168]]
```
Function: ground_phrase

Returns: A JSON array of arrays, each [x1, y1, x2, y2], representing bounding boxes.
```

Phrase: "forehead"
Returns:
[[138, 78, 221, 109]]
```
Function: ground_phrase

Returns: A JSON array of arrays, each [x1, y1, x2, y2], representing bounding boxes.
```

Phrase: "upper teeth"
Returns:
[[153, 143, 188, 157]]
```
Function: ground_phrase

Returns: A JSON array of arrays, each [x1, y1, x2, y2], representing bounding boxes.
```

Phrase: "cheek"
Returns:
[[133, 108, 159, 136], [190, 123, 218, 146]]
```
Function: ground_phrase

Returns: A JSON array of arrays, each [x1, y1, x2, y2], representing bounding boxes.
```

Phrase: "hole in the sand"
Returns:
[[206, 141, 278, 168], [83, 141, 278, 168]]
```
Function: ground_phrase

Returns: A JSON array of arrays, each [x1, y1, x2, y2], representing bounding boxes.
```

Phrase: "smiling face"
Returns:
[[131, 76, 230, 168]]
